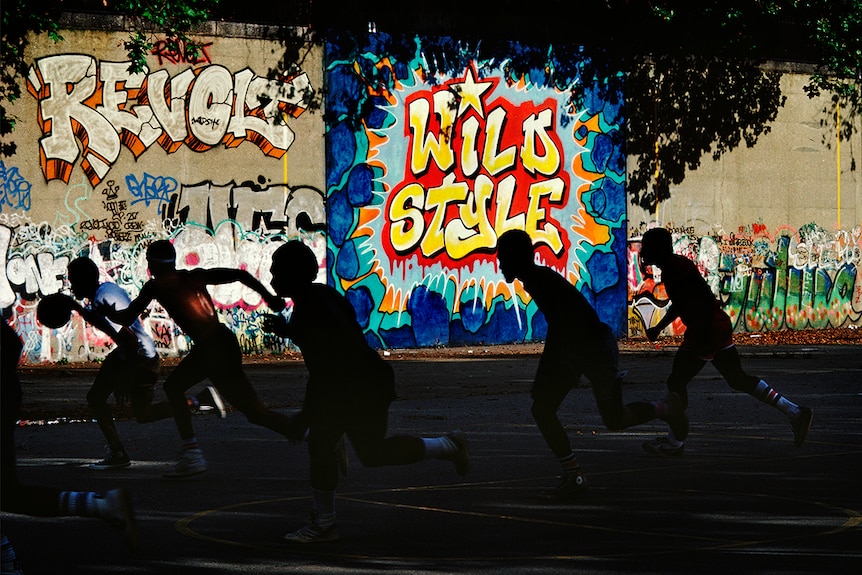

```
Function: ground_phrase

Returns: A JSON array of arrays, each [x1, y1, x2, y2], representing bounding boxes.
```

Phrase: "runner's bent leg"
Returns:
[[531, 352, 576, 460], [87, 353, 125, 448], [129, 357, 172, 423], [666, 348, 707, 409], [347, 401, 424, 467], [711, 346, 759, 393], [712, 346, 801, 418], [163, 348, 209, 440], [207, 328, 305, 439], [587, 326, 657, 430]]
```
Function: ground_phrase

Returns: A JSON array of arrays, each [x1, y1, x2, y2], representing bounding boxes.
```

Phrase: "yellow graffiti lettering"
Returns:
[[389, 174, 565, 260], [493, 174, 525, 237], [445, 174, 495, 259], [422, 174, 469, 257], [525, 177, 565, 253], [460, 116, 480, 178], [482, 107, 517, 176], [388, 183, 426, 253], [521, 109, 560, 176], [408, 92, 456, 175]]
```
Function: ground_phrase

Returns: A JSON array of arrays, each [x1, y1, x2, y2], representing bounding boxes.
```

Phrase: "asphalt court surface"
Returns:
[[3, 345, 861, 574]]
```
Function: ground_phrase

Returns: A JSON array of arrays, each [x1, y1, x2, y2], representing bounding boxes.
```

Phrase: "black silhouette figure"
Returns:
[[109, 240, 296, 478], [639, 227, 812, 455], [263, 241, 469, 543], [496, 230, 687, 499], [1, 308, 138, 556]]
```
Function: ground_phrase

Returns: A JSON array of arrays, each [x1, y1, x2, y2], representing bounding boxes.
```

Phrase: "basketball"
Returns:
[[36, 293, 73, 329]]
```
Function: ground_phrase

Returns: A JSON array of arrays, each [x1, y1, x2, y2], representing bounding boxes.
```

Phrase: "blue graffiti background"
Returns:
[[325, 33, 627, 348]]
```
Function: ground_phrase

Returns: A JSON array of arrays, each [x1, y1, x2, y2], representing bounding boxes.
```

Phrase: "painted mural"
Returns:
[[324, 34, 627, 348], [1, 30, 327, 363], [3, 24, 857, 365], [25, 55, 310, 186], [628, 222, 862, 337]]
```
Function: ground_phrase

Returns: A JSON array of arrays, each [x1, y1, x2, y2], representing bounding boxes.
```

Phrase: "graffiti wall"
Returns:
[[623, 70, 861, 337], [628, 223, 862, 337], [1, 26, 326, 363], [324, 34, 627, 348], [6, 20, 854, 365]]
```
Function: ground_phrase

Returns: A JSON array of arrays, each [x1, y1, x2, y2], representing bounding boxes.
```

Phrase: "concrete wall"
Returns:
[[626, 71, 862, 337], [2, 18, 859, 364], [2, 23, 327, 362]]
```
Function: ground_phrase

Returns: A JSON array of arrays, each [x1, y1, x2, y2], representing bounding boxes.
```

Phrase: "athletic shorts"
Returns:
[[532, 323, 620, 405], [680, 307, 734, 361]]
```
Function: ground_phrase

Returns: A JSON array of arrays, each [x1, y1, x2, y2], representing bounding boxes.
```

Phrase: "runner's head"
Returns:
[[639, 227, 673, 267], [146, 240, 177, 276], [496, 230, 535, 282], [270, 241, 318, 297], [67, 257, 100, 300]]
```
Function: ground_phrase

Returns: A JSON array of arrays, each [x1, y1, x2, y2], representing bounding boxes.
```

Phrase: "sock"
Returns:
[[558, 452, 580, 475], [312, 489, 336, 528], [652, 398, 671, 418], [752, 380, 800, 418], [1, 534, 21, 573], [666, 430, 683, 447], [58, 491, 102, 517], [422, 436, 457, 459], [312, 488, 335, 515], [182, 437, 199, 451], [315, 511, 336, 530]]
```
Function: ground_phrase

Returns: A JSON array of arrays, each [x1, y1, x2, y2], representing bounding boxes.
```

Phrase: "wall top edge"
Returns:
[[56, 11, 293, 39], [53, 11, 821, 75]]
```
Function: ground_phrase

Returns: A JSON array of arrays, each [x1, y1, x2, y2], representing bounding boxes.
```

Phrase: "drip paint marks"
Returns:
[[325, 35, 626, 348]]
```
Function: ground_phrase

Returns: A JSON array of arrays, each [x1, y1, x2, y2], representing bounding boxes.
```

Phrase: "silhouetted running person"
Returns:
[[55, 257, 226, 470], [109, 240, 297, 478], [496, 230, 688, 499], [1, 308, 138, 563], [263, 241, 470, 543], [638, 227, 813, 455]]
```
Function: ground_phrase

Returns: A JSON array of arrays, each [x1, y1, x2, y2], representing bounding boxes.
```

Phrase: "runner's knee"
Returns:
[[530, 399, 555, 422], [727, 374, 759, 394], [354, 445, 385, 467], [86, 388, 109, 409]]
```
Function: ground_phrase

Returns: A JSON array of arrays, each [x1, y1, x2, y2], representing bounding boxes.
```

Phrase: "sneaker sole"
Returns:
[[794, 408, 813, 448], [90, 461, 132, 470], [448, 430, 470, 476], [162, 467, 207, 480], [642, 442, 685, 457], [282, 529, 340, 543], [282, 533, 340, 544]]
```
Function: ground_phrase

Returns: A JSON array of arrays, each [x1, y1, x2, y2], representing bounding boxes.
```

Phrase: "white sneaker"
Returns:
[[642, 436, 685, 456], [163, 448, 207, 479], [100, 488, 139, 552], [283, 512, 339, 543]]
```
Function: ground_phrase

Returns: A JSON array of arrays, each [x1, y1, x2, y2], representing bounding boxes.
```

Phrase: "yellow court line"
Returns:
[[335, 494, 736, 544], [175, 482, 862, 563]]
